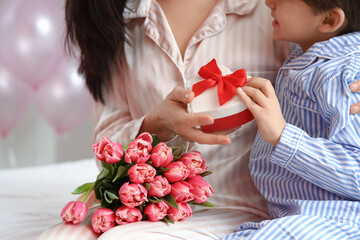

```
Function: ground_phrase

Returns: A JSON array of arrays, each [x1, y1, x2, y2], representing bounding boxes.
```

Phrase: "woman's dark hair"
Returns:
[[65, 0, 128, 103], [303, 0, 360, 34]]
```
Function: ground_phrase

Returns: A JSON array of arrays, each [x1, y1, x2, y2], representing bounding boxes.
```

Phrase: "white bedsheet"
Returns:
[[0, 159, 99, 240]]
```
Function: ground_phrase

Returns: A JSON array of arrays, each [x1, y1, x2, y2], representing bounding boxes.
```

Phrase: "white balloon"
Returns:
[[34, 58, 94, 136], [0, 0, 65, 90], [0, 65, 31, 138]]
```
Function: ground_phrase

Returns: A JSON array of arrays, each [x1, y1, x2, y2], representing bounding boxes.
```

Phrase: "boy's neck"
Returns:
[[299, 32, 340, 53]]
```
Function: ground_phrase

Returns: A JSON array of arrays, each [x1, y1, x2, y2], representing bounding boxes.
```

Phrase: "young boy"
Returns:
[[224, 0, 360, 239]]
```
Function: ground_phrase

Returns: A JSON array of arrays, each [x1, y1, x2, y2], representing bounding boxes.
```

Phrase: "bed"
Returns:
[[0, 158, 99, 240]]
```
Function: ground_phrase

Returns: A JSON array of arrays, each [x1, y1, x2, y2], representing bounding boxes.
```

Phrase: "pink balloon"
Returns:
[[34, 58, 94, 136], [0, 66, 31, 138], [0, 0, 65, 90]]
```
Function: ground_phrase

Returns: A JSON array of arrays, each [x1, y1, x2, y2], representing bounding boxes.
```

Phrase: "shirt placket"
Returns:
[[143, 1, 227, 90], [182, 7, 227, 90]]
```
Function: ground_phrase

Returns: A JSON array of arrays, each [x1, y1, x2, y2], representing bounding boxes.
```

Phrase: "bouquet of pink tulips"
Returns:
[[61, 132, 214, 234]]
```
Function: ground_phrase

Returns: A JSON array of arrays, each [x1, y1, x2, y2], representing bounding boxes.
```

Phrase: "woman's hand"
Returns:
[[236, 77, 286, 147], [350, 81, 360, 114], [140, 86, 231, 145]]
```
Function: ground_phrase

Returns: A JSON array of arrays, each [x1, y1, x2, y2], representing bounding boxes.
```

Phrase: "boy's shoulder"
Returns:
[[289, 32, 360, 78], [316, 32, 360, 78], [317, 31, 360, 60]]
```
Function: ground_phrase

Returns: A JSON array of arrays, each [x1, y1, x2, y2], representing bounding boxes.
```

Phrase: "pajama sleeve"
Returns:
[[269, 65, 360, 200], [92, 63, 145, 146]]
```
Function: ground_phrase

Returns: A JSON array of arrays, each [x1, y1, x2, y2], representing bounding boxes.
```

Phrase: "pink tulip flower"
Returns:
[[167, 202, 193, 222], [179, 151, 208, 178], [61, 201, 88, 224], [148, 175, 171, 198], [137, 132, 153, 143], [187, 175, 214, 203], [119, 182, 148, 208], [115, 206, 143, 225], [150, 142, 173, 167], [163, 161, 190, 183], [124, 132, 153, 164], [92, 136, 123, 164], [144, 201, 169, 222], [170, 181, 194, 202], [91, 208, 116, 233], [128, 163, 156, 184]]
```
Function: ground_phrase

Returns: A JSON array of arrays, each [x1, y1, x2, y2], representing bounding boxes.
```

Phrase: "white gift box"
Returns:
[[190, 64, 254, 133]]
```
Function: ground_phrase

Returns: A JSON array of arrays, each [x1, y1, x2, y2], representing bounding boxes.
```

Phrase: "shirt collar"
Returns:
[[284, 32, 360, 69], [123, 0, 260, 20]]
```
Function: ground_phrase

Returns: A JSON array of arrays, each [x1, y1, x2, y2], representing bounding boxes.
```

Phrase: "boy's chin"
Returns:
[[272, 32, 283, 41]]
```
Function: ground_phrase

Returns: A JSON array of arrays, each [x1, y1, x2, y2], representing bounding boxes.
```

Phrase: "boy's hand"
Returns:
[[236, 77, 286, 147]]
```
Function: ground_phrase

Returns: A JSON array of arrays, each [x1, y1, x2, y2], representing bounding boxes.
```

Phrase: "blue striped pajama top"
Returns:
[[225, 32, 360, 239]]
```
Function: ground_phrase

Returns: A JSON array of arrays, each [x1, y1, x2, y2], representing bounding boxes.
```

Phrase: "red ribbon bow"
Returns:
[[192, 59, 247, 106]]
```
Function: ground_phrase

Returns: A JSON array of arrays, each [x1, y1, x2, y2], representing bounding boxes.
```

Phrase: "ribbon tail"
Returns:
[[217, 80, 235, 106], [218, 69, 247, 105]]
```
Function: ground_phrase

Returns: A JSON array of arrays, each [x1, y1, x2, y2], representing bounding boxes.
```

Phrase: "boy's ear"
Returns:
[[318, 7, 346, 33]]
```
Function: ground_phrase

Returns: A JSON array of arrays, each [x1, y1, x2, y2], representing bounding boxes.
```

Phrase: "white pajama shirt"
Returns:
[[37, 0, 289, 239]]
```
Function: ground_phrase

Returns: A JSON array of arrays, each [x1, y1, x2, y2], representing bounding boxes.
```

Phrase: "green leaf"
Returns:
[[102, 179, 115, 188], [149, 196, 162, 203], [161, 194, 178, 209], [122, 140, 132, 151], [156, 167, 171, 173], [113, 165, 128, 182], [162, 215, 175, 224], [94, 178, 105, 200], [190, 201, 215, 207], [97, 168, 110, 180], [104, 190, 119, 204], [72, 182, 94, 195], [102, 163, 115, 178], [138, 204, 144, 213], [151, 134, 161, 148], [172, 145, 186, 159], [144, 183, 151, 192], [199, 171, 212, 177], [96, 185, 106, 203]]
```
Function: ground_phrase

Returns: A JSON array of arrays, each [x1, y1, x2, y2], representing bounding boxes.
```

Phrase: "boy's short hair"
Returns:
[[303, 0, 360, 33]]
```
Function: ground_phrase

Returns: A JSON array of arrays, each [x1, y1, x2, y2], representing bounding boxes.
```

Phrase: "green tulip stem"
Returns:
[[80, 184, 94, 202]]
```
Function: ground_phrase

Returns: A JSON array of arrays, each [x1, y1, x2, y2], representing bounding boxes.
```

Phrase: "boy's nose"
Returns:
[[265, 0, 276, 10]]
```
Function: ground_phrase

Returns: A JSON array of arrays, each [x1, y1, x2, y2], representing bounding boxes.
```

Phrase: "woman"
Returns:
[[37, 0, 360, 239]]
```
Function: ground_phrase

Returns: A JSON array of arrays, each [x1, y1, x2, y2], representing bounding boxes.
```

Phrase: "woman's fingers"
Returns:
[[179, 126, 231, 145], [350, 81, 360, 92], [174, 113, 231, 145], [350, 103, 360, 115], [167, 86, 194, 104], [349, 82, 360, 114]]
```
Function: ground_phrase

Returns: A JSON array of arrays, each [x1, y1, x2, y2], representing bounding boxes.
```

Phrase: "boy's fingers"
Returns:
[[236, 87, 260, 112], [246, 77, 275, 98], [241, 86, 268, 108]]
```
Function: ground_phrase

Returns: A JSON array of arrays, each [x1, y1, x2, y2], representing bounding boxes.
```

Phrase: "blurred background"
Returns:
[[0, 0, 94, 169]]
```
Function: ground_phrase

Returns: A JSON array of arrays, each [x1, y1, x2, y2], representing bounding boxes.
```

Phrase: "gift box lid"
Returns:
[[190, 65, 250, 119], [190, 60, 254, 132]]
